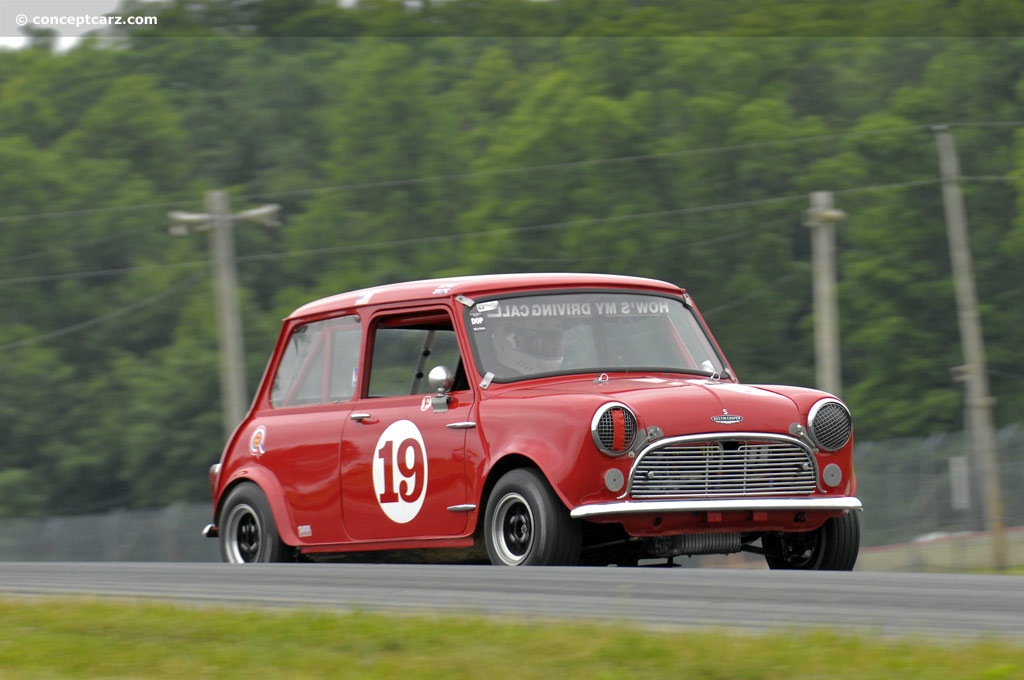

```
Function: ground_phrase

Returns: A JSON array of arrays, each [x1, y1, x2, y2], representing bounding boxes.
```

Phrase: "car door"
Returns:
[[250, 315, 360, 545], [340, 309, 475, 542]]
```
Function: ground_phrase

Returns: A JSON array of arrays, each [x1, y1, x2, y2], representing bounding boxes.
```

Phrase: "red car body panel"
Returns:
[[207, 273, 860, 561]]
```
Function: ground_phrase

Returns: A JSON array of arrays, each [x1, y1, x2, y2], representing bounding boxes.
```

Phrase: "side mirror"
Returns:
[[427, 365, 455, 413]]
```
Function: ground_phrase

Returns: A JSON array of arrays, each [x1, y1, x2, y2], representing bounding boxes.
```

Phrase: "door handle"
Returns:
[[349, 412, 373, 422]]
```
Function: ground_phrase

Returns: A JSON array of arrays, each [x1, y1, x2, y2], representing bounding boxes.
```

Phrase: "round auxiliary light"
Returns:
[[807, 398, 853, 452], [591, 402, 638, 456], [822, 463, 843, 487]]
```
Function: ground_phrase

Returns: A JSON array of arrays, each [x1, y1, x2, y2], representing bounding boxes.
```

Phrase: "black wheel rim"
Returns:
[[225, 503, 262, 563], [491, 492, 534, 565]]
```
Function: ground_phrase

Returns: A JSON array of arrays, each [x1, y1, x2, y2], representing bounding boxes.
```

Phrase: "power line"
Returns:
[[0, 204, 201, 267], [943, 121, 1024, 129], [239, 126, 934, 201], [0, 199, 202, 224], [0, 176, 952, 287], [961, 175, 1024, 183], [0, 261, 797, 354], [0, 260, 208, 286], [833, 178, 939, 196], [242, 193, 813, 263], [0, 120, 1012, 284], [491, 225, 766, 268], [2, 121, 1021, 228], [0, 122, 994, 226], [0, 223, 165, 266], [0, 170, 1007, 349], [235, 121, 1017, 203], [701, 273, 802, 317], [0, 116, 1016, 273], [0, 275, 200, 352]]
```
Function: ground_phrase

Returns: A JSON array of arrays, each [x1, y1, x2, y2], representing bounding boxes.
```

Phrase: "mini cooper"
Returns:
[[203, 273, 861, 569]]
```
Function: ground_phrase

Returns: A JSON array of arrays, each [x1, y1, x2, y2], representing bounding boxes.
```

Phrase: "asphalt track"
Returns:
[[1, 562, 1022, 640]]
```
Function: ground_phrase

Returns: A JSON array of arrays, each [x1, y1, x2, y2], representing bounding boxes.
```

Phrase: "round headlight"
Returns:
[[591, 402, 638, 456], [807, 398, 853, 451]]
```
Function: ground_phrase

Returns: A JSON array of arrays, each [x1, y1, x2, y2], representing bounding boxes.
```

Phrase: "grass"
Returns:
[[0, 597, 1022, 679]]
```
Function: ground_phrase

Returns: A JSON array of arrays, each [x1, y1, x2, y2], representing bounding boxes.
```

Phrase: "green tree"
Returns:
[[2, 6, 1024, 520]]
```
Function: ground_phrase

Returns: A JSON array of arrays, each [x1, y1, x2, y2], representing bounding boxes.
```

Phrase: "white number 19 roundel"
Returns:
[[372, 420, 428, 524]]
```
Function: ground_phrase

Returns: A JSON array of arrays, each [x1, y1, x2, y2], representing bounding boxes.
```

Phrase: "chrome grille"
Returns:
[[629, 438, 817, 499]]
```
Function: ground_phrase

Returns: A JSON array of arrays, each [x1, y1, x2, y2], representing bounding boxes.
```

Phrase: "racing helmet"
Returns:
[[493, 317, 564, 374]]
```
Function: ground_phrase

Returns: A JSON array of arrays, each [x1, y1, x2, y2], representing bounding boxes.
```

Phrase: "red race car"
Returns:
[[203, 273, 861, 569]]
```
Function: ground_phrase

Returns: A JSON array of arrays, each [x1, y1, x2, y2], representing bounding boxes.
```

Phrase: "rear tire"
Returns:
[[484, 469, 582, 566], [762, 511, 860, 571], [219, 483, 291, 563]]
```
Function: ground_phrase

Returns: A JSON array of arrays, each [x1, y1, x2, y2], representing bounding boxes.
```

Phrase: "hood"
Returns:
[[493, 375, 804, 437]]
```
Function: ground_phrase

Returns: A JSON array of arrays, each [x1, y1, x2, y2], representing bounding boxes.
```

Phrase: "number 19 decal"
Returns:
[[373, 420, 428, 524]]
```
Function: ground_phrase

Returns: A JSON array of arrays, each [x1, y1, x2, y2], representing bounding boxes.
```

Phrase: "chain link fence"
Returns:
[[856, 425, 1024, 544], [2, 426, 1022, 569], [0, 503, 218, 562]]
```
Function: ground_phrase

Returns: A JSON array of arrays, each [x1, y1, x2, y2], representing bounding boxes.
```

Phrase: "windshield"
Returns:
[[465, 291, 727, 382]]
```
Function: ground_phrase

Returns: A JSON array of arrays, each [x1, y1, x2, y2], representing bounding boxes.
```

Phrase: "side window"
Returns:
[[271, 315, 361, 408], [328, 317, 362, 402], [368, 315, 463, 398]]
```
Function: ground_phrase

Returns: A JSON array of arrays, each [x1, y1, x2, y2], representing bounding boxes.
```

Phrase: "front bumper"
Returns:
[[570, 496, 862, 520]]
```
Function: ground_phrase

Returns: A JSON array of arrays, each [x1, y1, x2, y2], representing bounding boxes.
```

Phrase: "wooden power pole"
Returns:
[[805, 191, 845, 397], [932, 125, 1007, 570], [169, 191, 280, 439]]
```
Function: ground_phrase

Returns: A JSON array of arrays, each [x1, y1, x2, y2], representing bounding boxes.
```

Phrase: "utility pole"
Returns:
[[805, 191, 846, 397], [932, 124, 1007, 570], [169, 190, 280, 439]]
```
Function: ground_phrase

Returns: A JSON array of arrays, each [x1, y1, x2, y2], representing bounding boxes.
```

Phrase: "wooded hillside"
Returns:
[[1, 0, 1022, 517]]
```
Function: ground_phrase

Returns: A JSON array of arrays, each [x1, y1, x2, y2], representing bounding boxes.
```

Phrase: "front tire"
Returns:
[[484, 469, 582, 566], [762, 511, 860, 571], [219, 483, 291, 563]]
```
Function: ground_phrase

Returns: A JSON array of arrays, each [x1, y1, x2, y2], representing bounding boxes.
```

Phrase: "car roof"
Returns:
[[288, 273, 685, 320]]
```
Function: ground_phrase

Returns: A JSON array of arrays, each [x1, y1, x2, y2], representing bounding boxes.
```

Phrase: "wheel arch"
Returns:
[[477, 432, 582, 503], [479, 460, 583, 566], [215, 469, 298, 547], [477, 454, 537, 524]]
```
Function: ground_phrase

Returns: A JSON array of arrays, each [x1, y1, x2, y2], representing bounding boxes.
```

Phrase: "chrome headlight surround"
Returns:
[[591, 402, 639, 457], [807, 398, 853, 452]]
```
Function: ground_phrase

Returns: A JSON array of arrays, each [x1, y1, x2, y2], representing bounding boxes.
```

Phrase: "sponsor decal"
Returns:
[[249, 426, 267, 456], [471, 298, 673, 332], [420, 395, 433, 412], [297, 524, 312, 538], [483, 299, 671, 319], [372, 420, 428, 524]]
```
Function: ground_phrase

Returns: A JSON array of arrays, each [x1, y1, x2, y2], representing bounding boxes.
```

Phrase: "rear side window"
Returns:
[[270, 316, 361, 408]]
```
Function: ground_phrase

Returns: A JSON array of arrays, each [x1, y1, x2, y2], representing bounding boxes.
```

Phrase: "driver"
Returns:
[[492, 317, 564, 375]]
